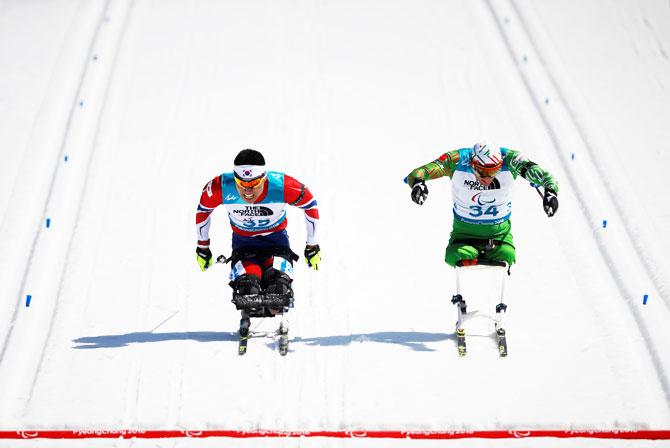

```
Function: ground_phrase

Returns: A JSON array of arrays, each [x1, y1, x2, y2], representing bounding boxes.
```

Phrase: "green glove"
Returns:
[[196, 247, 212, 272], [304, 244, 321, 270]]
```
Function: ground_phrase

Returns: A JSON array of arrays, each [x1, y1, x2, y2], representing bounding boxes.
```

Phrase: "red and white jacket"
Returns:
[[196, 171, 319, 249]]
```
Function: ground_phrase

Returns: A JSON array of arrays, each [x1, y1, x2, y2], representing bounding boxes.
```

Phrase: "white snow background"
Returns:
[[0, 0, 669, 447]]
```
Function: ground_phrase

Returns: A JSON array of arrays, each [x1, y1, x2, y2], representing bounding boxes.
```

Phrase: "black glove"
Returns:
[[196, 247, 212, 271], [543, 188, 558, 217], [411, 180, 428, 205]]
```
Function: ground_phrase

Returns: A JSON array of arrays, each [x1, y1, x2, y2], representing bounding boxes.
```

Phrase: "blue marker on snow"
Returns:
[[643, 294, 649, 305], [571, 153, 575, 160], [64, 155, 69, 162], [602, 220, 607, 228], [26, 295, 32, 307], [46, 218, 51, 228]]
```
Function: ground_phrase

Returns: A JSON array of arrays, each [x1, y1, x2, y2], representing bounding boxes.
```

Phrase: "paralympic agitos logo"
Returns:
[[471, 192, 495, 206], [233, 206, 274, 217]]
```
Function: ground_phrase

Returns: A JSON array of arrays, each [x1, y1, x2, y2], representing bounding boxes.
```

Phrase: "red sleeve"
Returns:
[[196, 176, 223, 246], [284, 174, 319, 219], [199, 176, 223, 209]]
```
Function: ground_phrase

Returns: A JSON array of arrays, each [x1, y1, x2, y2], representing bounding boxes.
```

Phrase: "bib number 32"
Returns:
[[241, 219, 271, 229]]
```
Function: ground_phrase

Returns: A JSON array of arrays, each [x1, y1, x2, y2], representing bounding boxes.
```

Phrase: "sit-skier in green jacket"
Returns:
[[405, 142, 559, 266]]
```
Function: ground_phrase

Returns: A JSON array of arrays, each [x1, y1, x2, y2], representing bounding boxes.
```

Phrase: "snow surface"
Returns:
[[0, 0, 669, 447]]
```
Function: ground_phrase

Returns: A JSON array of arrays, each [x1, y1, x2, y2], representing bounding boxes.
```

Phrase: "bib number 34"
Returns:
[[469, 205, 499, 217]]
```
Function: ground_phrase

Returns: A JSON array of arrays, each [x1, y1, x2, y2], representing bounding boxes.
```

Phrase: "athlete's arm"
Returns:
[[196, 176, 224, 249], [405, 149, 461, 186], [505, 149, 559, 193], [284, 175, 319, 245]]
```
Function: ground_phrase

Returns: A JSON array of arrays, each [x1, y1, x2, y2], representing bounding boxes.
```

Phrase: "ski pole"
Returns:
[[216, 254, 229, 264]]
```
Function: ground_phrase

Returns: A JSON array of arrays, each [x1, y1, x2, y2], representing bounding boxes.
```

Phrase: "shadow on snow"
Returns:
[[73, 331, 455, 351], [73, 331, 238, 349]]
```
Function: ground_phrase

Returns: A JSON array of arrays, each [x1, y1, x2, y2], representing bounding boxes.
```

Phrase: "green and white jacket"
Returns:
[[406, 147, 559, 225]]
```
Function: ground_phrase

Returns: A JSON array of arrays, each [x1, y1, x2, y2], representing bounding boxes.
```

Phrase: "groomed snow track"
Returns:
[[0, 0, 136, 422], [485, 0, 670, 404], [0, 0, 668, 446]]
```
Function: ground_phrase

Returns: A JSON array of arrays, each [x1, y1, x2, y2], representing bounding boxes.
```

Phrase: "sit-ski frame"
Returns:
[[216, 255, 290, 356], [451, 259, 509, 356], [238, 308, 290, 356]]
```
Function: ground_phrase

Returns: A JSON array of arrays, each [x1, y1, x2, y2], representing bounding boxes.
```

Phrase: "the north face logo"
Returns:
[[463, 179, 501, 190], [233, 206, 274, 217]]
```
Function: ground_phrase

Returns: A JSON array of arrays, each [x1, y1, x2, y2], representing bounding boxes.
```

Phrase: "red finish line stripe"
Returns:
[[1, 430, 669, 440]]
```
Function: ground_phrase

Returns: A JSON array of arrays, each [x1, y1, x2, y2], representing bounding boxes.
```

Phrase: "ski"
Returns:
[[456, 328, 466, 357], [236, 310, 291, 356], [238, 312, 251, 356], [238, 335, 248, 355], [496, 328, 508, 357], [278, 319, 289, 356], [495, 303, 508, 357], [455, 328, 508, 356]]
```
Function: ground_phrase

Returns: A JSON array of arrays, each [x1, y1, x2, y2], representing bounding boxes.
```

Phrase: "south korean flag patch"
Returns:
[[234, 165, 266, 181]]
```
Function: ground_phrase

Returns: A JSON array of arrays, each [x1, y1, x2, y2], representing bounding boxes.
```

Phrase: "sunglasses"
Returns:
[[473, 165, 500, 179], [234, 175, 266, 189]]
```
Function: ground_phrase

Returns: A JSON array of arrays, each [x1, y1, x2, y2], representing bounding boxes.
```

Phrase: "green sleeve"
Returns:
[[505, 149, 559, 193], [406, 149, 460, 187]]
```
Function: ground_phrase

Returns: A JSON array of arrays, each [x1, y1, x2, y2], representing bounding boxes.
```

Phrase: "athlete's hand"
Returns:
[[196, 247, 212, 271], [304, 244, 321, 270], [543, 188, 558, 217], [411, 180, 428, 205]]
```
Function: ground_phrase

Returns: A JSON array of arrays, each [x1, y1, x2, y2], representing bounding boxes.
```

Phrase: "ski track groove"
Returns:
[[0, 0, 110, 370], [0, 3, 78, 231], [23, 0, 138, 408], [484, 0, 670, 408], [510, 0, 670, 311]]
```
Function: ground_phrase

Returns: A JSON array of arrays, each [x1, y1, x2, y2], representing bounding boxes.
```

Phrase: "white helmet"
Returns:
[[472, 142, 503, 175]]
